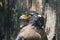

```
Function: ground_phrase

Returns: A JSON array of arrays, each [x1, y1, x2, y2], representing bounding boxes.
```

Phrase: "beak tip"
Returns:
[[19, 17, 21, 19], [19, 16, 23, 19]]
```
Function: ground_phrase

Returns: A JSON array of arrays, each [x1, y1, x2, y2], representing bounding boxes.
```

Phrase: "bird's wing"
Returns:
[[44, 4, 56, 40]]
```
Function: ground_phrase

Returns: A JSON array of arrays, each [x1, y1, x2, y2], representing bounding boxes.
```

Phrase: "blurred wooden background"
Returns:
[[0, 0, 59, 40]]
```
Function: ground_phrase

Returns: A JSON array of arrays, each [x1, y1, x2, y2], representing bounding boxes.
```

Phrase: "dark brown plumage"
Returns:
[[16, 11, 48, 40]]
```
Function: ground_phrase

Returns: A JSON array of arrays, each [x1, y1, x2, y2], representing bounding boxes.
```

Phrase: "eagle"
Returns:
[[16, 4, 56, 40], [16, 10, 48, 40]]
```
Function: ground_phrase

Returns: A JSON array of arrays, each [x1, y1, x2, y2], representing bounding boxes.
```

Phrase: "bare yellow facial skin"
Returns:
[[20, 14, 31, 20]]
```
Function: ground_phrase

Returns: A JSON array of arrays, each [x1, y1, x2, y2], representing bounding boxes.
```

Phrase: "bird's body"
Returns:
[[16, 11, 48, 40]]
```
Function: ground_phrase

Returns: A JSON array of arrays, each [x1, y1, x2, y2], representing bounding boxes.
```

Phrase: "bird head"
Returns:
[[19, 11, 44, 29]]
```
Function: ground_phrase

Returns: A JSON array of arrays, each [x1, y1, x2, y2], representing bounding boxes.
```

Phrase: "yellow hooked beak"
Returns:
[[20, 14, 31, 20]]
